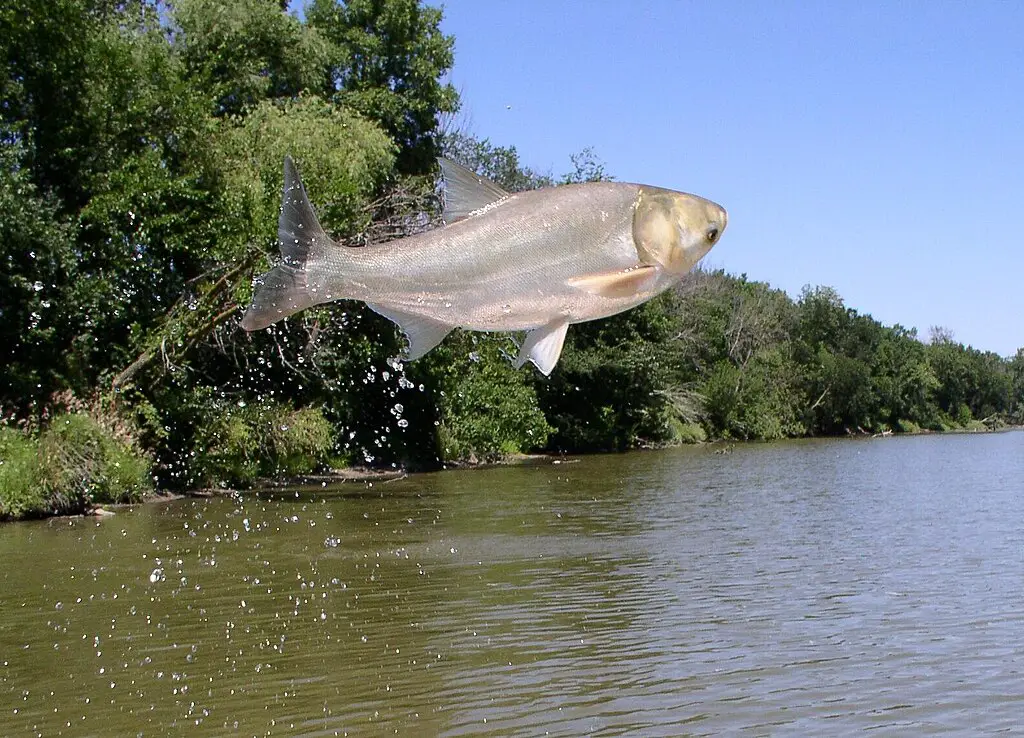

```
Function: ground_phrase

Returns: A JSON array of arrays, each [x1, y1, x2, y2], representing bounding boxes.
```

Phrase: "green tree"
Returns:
[[2, 0, 465, 481], [668, 270, 802, 440], [307, 0, 458, 173], [870, 326, 939, 429], [440, 131, 553, 191], [539, 296, 680, 451], [2, 0, 207, 402], [0, 139, 77, 410], [794, 286, 885, 433], [926, 336, 1010, 425], [1010, 348, 1024, 424], [173, 0, 330, 116]]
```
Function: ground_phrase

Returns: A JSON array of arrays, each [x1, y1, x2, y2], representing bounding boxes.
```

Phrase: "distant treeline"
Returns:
[[2, 1, 1022, 518]]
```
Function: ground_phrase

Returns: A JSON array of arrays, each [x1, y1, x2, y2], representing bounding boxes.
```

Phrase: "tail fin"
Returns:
[[240, 157, 332, 331]]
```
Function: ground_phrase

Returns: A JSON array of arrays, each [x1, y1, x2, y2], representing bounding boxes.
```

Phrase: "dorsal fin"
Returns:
[[438, 159, 511, 223]]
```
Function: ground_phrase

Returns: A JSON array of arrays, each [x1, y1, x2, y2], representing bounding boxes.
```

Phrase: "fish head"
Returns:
[[632, 187, 727, 275]]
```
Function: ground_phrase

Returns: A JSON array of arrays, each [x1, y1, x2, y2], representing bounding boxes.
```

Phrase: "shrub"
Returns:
[[0, 413, 151, 519], [668, 419, 707, 444], [431, 334, 551, 463], [39, 413, 152, 512], [268, 407, 336, 475], [188, 394, 335, 487], [897, 419, 922, 434], [954, 403, 974, 427], [0, 427, 47, 519]]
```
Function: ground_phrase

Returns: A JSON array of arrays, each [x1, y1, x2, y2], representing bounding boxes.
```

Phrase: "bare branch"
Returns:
[[809, 385, 831, 412]]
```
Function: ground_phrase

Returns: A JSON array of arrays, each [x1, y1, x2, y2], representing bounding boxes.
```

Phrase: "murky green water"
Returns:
[[2, 432, 1023, 736]]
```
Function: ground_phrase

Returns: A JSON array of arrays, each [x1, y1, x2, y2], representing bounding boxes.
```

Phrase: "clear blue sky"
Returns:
[[435, 1, 1024, 357]]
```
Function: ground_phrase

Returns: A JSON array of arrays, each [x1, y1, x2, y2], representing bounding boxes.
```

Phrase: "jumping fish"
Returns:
[[241, 157, 727, 374]]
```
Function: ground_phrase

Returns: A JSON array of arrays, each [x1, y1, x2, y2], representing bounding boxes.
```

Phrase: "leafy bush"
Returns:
[[187, 392, 335, 487], [431, 333, 551, 463], [0, 428, 47, 519], [897, 419, 922, 434], [668, 419, 707, 444], [0, 413, 151, 520], [954, 403, 975, 427], [39, 414, 152, 512]]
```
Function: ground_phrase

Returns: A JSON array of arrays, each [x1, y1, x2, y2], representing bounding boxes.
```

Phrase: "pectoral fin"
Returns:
[[515, 320, 570, 376], [366, 304, 453, 360], [567, 265, 659, 299]]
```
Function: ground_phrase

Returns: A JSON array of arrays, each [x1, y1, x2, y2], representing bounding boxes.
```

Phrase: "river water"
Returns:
[[1, 432, 1022, 736]]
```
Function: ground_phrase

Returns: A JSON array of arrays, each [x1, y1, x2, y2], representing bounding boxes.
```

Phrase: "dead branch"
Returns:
[[808, 385, 831, 412]]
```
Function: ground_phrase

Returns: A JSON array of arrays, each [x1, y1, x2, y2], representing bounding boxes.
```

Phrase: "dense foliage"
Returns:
[[2, 1, 1021, 514], [0, 408, 151, 519]]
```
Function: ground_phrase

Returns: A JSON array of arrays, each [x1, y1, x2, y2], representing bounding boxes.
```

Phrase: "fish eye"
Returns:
[[705, 225, 720, 243]]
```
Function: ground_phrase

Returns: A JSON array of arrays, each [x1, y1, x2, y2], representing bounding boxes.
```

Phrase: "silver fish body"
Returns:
[[242, 158, 727, 374]]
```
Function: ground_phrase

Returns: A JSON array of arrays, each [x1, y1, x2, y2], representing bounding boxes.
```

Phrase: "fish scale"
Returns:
[[347, 184, 642, 325]]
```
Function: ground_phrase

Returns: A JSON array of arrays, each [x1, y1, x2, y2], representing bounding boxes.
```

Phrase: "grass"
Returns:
[[669, 419, 708, 444], [0, 413, 152, 520], [0, 427, 46, 519]]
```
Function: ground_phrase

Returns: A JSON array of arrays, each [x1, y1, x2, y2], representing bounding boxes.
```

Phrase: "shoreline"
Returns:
[[17, 427, 1023, 523]]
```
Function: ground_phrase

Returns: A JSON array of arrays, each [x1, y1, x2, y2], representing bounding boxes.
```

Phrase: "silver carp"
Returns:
[[241, 157, 727, 374]]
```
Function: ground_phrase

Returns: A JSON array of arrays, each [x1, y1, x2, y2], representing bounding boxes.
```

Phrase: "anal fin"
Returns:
[[515, 320, 570, 376], [567, 264, 659, 299], [366, 304, 453, 360]]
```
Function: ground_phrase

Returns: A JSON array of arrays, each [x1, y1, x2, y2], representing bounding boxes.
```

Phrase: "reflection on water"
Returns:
[[1, 432, 1023, 735]]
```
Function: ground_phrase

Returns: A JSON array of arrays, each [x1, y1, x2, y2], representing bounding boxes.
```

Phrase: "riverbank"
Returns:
[[4, 427, 1020, 523]]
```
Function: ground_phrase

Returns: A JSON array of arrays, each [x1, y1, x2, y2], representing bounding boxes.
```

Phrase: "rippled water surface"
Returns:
[[2, 432, 1023, 736]]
